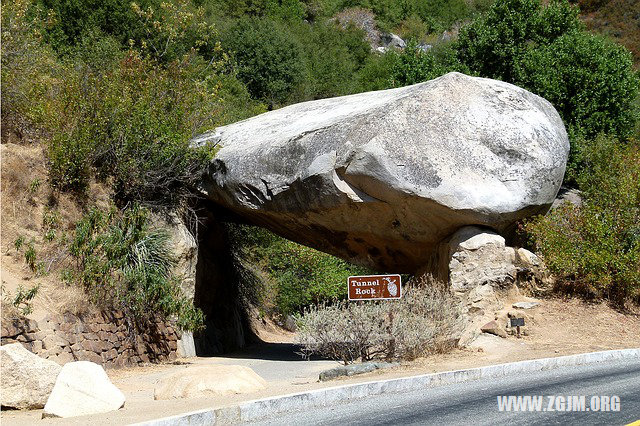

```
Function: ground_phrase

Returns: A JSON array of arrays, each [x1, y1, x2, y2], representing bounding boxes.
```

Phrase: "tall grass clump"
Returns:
[[67, 205, 204, 332]]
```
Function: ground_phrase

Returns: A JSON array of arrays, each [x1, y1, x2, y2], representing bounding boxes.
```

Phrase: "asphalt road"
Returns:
[[248, 358, 640, 426]]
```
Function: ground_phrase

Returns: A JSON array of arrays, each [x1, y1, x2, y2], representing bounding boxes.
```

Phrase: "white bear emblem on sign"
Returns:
[[383, 277, 398, 297]]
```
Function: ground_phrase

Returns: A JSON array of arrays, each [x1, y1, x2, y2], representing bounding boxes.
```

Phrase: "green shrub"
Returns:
[[132, 0, 224, 64], [3, 0, 225, 206], [222, 17, 305, 106], [1, 284, 40, 316], [456, 0, 582, 82], [68, 205, 204, 331], [1, 0, 62, 134], [356, 51, 398, 92], [390, 41, 466, 87], [518, 31, 639, 140], [291, 20, 371, 100], [36, 0, 160, 52], [199, 0, 306, 22], [296, 279, 462, 363], [24, 241, 37, 272], [456, 0, 639, 140], [47, 50, 222, 205], [525, 134, 640, 305]]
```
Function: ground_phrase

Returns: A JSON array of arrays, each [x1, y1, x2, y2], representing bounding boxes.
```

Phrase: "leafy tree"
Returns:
[[456, 0, 582, 82], [518, 31, 639, 140], [222, 17, 305, 106], [456, 0, 639, 140], [390, 41, 466, 87]]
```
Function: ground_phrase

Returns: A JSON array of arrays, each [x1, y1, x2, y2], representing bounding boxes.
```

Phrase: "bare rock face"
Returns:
[[151, 212, 197, 302], [429, 226, 549, 345], [0, 343, 61, 409], [195, 72, 569, 272]]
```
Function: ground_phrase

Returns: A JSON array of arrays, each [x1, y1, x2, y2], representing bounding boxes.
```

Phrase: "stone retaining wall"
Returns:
[[1, 311, 178, 368]]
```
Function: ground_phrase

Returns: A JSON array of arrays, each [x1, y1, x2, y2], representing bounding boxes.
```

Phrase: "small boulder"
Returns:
[[380, 33, 406, 48], [512, 301, 540, 309], [0, 343, 62, 409], [153, 365, 267, 400], [43, 361, 125, 418], [481, 320, 507, 338], [319, 362, 398, 381], [551, 185, 582, 210]]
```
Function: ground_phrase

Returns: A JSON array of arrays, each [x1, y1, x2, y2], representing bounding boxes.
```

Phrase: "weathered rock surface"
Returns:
[[319, 362, 398, 381], [153, 365, 266, 400], [0, 343, 61, 409], [424, 226, 550, 345], [43, 361, 125, 418], [152, 212, 197, 301], [551, 185, 582, 210], [380, 33, 406, 49], [513, 301, 540, 309], [195, 72, 569, 272], [480, 320, 507, 338]]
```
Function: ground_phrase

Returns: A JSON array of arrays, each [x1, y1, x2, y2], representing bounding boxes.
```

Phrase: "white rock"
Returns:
[[0, 343, 62, 409], [152, 212, 197, 301], [43, 361, 125, 418], [177, 331, 196, 358], [195, 72, 569, 273], [154, 365, 267, 400], [441, 226, 518, 292], [381, 33, 406, 48], [517, 248, 541, 267], [513, 301, 540, 309]]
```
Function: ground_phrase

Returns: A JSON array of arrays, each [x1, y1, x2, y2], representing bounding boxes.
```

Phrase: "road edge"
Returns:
[[132, 347, 640, 425]]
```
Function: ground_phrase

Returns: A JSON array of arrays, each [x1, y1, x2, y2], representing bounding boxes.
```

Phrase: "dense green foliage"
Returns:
[[222, 18, 305, 105], [35, 0, 158, 51], [455, 0, 639, 140], [47, 51, 221, 205], [67, 205, 205, 331], [390, 41, 465, 86], [3, 0, 640, 322], [526, 135, 640, 305], [232, 226, 370, 316], [456, 0, 583, 82], [518, 31, 638, 140]]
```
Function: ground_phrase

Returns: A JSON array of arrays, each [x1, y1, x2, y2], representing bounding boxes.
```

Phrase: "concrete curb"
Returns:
[[132, 348, 640, 425]]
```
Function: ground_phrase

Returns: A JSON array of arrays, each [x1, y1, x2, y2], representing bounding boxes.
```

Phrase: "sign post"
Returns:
[[347, 274, 402, 301]]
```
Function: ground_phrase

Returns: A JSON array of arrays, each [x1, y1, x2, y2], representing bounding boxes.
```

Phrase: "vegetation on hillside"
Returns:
[[526, 135, 640, 305], [2, 0, 639, 332]]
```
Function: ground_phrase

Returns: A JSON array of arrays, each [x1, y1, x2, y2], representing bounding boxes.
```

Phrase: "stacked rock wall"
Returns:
[[1, 311, 178, 368]]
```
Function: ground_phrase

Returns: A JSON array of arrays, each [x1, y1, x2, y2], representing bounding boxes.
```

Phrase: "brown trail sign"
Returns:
[[348, 274, 402, 300]]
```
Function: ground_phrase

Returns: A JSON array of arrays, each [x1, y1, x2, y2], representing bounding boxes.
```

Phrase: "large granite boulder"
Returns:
[[195, 72, 569, 272], [0, 343, 62, 409]]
